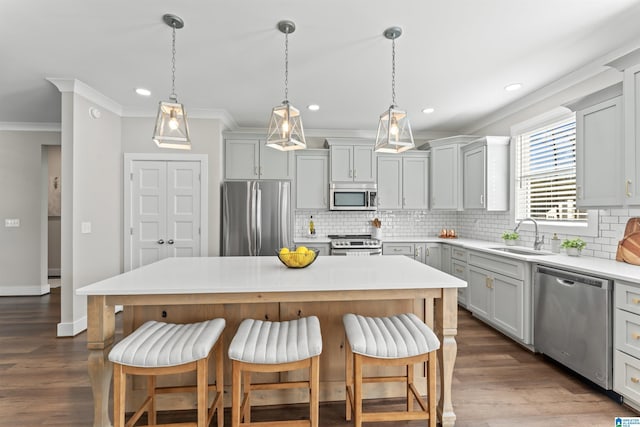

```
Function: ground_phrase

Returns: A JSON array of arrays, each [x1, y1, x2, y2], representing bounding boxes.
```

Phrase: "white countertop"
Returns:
[[383, 237, 640, 284], [77, 255, 466, 296]]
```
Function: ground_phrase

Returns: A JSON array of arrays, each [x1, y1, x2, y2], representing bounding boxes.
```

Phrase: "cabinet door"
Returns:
[[296, 153, 328, 209], [353, 145, 375, 182], [576, 97, 623, 207], [331, 145, 354, 182], [624, 63, 640, 205], [377, 156, 402, 209], [467, 266, 491, 320], [491, 273, 524, 340], [451, 259, 467, 308], [440, 245, 451, 275], [431, 145, 459, 210], [382, 243, 415, 258], [424, 244, 441, 269], [402, 156, 429, 209], [261, 145, 294, 180], [225, 139, 259, 180], [463, 145, 486, 209]]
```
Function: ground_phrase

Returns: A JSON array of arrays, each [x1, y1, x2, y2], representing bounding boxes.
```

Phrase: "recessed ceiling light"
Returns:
[[307, 104, 320, 111], [422, 107, 435, 114], [135, 88, 151, 96], [504, 83, 522, 92]]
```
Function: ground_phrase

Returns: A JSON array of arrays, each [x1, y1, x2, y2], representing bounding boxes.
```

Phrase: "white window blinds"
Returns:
[[515, 115, 587, 222]]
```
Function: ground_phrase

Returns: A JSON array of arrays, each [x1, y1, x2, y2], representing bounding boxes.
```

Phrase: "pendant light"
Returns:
[[375, 27, 415, 153], [152, 14, 191, 150], [266, 20, 307, 151]]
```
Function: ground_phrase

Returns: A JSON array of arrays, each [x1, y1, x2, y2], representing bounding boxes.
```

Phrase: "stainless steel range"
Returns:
[[329, 234, 382, 256]]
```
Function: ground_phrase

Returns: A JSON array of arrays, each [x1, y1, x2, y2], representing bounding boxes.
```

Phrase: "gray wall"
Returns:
[[121, 117, 224, 256], [0, 130, 59, 295], [47, 145, 61, 276]]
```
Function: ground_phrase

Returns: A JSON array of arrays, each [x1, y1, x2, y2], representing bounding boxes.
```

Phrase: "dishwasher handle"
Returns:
[[536, 265, 610, 289]]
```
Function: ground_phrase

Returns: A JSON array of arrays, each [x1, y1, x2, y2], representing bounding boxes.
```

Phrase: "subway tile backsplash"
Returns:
[[296, 208, 636, 261]]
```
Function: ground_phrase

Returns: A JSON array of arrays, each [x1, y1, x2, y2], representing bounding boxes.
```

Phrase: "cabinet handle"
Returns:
[[259, 166, 263, 175], [632, 333, 640, 340], [403, 197, 406, 207], [480, 194, 484, 206], [349, 169, 353, 178], [485, 277, 491, 288], [627, 180, 633, 198], [455, 267, 464, 274], [254, 166, 258, 176], [632, 298, 640, 305], [157, 239, 165, 245], [354, 169, 357, 178], [576, 185, 582, 200], [394, 248, 402, 252], [632, 377, 640, 384], [426, 248, 430, 257]]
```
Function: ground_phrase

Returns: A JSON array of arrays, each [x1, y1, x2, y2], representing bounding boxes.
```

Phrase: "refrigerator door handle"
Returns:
[[256, 185, 262, 255], [248, 182, 258, 256]]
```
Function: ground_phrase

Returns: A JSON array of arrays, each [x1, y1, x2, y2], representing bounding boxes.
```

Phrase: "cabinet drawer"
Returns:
[[468, 251, 524, 280], [616, 309, 640, 359], [616, 282, 640, 316], [451, 247, 467, 261], [614, 350, 640, 403], [382, 243, 414, 256], [451, 259, 467, 280]]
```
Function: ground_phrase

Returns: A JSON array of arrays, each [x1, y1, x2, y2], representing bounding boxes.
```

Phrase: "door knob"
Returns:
[[167, 239, 174, 245], [157, 239, 165, 244]]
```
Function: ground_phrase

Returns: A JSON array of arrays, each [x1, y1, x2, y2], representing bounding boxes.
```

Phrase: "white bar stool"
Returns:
[[342, 313, 441, 427], [228, 316, 323, 427], [108, 319, 225, 427]]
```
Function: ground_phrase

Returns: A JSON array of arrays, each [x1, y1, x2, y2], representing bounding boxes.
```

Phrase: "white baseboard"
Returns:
[[0, 284, 50, 296], [48, 268, 61, 276], [57, 316, 87, 337]]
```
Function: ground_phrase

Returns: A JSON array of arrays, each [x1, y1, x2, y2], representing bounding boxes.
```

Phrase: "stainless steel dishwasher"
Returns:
[[534, 265, 613, 389]]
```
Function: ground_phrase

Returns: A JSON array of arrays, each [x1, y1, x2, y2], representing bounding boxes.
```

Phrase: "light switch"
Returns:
[[81, 222, 92, 234], [5, 218, 20, 227]]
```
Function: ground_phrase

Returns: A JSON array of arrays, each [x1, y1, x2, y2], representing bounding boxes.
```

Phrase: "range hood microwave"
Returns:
[[329, 183, 377, 211]]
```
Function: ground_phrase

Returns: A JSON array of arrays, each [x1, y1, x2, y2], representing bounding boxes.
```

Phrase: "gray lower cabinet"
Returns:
[[450, 247, 468, 308], [382, 242, 441, 269], [466, 250, 531, 344], [614, 281, 640, 409]]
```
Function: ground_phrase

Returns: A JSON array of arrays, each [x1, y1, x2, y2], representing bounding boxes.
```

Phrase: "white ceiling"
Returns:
[[4, 0, 640, 134]]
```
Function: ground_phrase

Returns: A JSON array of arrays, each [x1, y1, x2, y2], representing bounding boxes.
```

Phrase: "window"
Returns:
[[515, 114, 588, 224]]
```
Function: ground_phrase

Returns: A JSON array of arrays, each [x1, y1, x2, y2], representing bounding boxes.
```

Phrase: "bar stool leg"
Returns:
[[428, 353, 437, 427], [407, 363, 414, 412], [197, 358, 208, 427], [310, 355, 320, 427], [215, 339, 224, 427], [354, 354, 363, 427], [147, 375, 157, 425], [243, 370, 251, 423], [345, 340, 353, 421], [113, 363, 126, 427], [232, 361, 241, 427]]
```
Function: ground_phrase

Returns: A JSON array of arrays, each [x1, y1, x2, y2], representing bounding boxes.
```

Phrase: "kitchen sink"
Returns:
[[488, 247, 554, 256]]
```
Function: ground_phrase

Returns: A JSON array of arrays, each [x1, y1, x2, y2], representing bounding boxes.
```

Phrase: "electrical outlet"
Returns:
[[5, 219, 19, 227], [81, 222, 92, 234]]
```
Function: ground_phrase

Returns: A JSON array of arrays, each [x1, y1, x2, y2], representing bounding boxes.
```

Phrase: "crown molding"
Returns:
[[122, 106, 238, 130], [0, 122, 61, 132], [46, 78, 123, 116]]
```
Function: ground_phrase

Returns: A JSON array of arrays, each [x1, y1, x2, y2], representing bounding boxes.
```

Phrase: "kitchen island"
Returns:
[[77, 255, 466, 427]]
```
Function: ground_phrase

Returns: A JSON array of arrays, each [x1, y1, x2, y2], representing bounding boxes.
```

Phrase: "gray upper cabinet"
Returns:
[[426, 136, 478, 210], [224, 138, 293, 180], [326, 139, 376, 183], [462, 136, 509, 211], [295, 150, 329, 209], [376, 151, 429, 210], [574, 91, 624, 207]]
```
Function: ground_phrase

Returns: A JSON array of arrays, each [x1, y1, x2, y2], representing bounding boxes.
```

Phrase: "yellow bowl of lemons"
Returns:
[[277, 246, 319, 268]]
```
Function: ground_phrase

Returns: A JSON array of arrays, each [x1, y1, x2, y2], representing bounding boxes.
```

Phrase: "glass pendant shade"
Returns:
[[153, 99, 191, 149], [266, 101, 306, 151], [375, 105, 415, 153]]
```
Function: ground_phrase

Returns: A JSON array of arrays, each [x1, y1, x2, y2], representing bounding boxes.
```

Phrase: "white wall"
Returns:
[[0, 130, 59, 295], [121, 117, 224, 256]]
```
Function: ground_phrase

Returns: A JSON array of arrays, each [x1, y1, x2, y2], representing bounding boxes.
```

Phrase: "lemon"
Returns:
[[279, 247, 290, 255], [296, 246, 308, 254]]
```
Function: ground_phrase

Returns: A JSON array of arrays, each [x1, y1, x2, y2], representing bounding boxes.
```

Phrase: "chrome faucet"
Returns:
[[514, 218, 545, 250]]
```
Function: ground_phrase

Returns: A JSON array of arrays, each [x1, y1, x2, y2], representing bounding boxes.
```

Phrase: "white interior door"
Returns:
[[129, 160, 201, 270], [166, 161, 201, 258]]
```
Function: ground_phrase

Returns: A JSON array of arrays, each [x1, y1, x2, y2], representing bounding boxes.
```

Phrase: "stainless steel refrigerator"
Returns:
[[222, 181, 291, 256]]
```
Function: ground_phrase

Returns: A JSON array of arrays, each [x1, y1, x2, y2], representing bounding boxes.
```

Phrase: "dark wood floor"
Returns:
[[0, 288, 636, 426]]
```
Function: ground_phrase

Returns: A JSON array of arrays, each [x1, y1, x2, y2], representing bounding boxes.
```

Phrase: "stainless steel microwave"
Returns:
[[329, 183, 377, 211]]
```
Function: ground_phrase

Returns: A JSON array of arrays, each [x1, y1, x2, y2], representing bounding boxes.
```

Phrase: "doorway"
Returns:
[[123, 153, 208, 271], [46, 146, 61, 287]]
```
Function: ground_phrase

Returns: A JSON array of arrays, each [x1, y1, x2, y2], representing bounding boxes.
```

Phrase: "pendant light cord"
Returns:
[[284, 30, 289, 103], [170, 24, 177, 101], [391, 36, 396, 106]]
